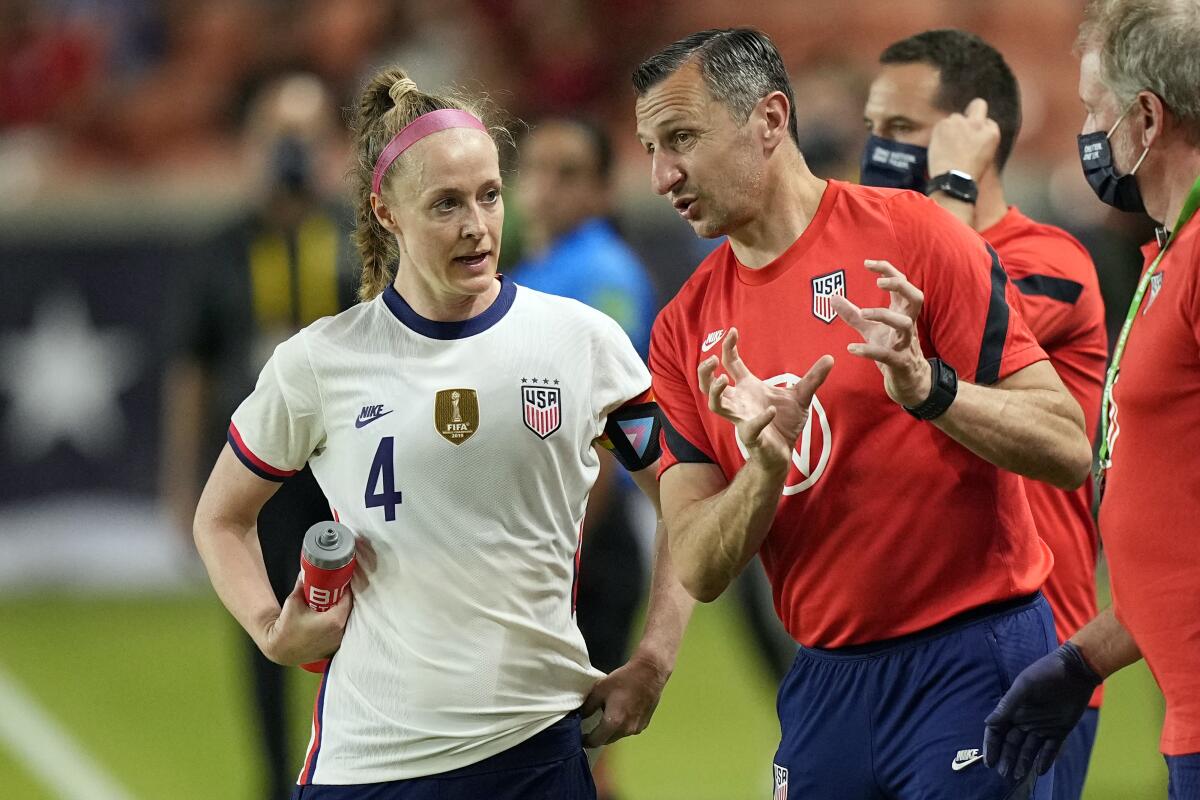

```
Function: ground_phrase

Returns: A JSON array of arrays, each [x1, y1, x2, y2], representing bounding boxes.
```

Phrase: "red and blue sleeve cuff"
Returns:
[[227, 423, 298, 482]]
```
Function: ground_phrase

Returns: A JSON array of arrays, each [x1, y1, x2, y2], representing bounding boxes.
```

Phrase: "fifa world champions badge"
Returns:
[[435, 388, 479, 445], [811, 269, 846, 324]]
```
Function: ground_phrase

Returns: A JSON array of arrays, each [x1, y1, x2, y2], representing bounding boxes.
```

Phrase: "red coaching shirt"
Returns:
[[651, 181, 1052, 648], [983, 208, 1107, 708], [1100, 217, 1200, 755]]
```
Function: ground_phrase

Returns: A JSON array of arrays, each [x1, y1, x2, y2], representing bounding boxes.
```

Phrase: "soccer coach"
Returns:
[[985, 1, 1200, 794]]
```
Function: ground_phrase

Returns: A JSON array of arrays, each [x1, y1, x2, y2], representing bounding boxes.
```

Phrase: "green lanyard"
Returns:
[[1098, 173, 1200, 473]]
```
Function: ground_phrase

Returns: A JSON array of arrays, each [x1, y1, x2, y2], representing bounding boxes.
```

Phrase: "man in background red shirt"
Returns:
[[860, 30, 1107, 800], [986, 2, 1200, 796], [633, 27, 1092, 800]]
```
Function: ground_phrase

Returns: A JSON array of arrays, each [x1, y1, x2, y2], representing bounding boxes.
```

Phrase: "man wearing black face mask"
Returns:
[[862, 29, 1107, 800], [986, 2, 1200, 796]]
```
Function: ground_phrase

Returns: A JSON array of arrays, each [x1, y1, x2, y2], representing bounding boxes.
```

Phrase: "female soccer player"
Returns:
[[193, 67, 690, 800]]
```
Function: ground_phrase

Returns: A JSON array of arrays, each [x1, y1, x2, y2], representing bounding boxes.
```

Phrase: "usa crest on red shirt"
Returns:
[[811, 269, 846, 323]]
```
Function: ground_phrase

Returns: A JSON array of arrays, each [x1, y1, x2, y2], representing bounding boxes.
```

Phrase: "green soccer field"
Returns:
[[0, 579, 1168, 799]]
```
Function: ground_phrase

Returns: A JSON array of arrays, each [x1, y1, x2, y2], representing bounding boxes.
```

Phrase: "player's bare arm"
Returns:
[[831, 260, 1091, 489], [660, 331, 833, 602], [581, 462, 696, 747], [194, 445, 351, 666]]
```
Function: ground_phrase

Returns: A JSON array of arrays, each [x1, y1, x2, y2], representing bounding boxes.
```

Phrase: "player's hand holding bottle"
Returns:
[[258, 573, 353, 667], [698, 327, 834, 471]]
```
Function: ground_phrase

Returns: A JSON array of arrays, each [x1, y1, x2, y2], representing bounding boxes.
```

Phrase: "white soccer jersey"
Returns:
[[227, 276, 652, 785]]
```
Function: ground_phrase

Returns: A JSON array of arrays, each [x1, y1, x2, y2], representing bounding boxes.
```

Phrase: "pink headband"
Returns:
[[371, 109, 487, 195]]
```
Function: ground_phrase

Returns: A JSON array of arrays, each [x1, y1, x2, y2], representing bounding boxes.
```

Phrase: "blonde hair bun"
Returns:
[[389, 77, 420, 106]]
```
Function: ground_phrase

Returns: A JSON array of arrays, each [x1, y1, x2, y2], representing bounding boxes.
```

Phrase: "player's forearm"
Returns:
[[631, 518, 696, 676], [669, 458, 786, 602], [932, 381, 1091, 489], [1069, 607, 1143, 679], [193, 514, 282, 649]]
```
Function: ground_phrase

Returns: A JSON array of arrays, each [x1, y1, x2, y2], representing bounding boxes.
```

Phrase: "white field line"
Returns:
[[0, 663, 137, 800]]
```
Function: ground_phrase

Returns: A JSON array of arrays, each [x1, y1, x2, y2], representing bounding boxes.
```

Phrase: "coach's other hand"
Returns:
[[983, 642, 1102, 783], [698, 327, 834, 472], [832, 260, 932, 408]]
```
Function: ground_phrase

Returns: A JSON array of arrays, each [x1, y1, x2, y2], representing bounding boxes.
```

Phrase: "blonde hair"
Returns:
[[350, 68, 505, 301]]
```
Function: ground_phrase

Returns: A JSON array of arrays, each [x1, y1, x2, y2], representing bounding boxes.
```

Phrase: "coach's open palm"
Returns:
[[831, 260, 933, 408], [698, 328, 834, 470]]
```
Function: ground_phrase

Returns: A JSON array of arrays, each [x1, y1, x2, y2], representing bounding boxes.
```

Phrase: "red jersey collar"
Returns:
[[734, 179, 842, 286]]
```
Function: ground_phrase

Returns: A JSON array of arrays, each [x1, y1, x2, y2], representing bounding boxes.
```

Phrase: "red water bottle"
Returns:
[[299, 521, 356, 673]]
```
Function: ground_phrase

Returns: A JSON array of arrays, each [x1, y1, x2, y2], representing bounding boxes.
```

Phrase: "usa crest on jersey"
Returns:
[[522, 384, 561, 438], [811, 269, 846, 323], [773, 763, 789, 800]]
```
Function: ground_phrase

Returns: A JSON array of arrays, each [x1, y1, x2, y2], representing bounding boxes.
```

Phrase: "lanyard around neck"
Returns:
[[1098, 173, 1200, 471]]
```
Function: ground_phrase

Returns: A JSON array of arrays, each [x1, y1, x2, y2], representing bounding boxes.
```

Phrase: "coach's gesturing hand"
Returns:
[[983, 642, 1101, 783], [697, 327, 834, 472], [260, 573, 353, 666], [831, 260, 932, 408]]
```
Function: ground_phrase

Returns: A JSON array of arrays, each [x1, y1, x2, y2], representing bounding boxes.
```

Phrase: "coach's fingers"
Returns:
[[859, 308, 914, 347], [697, 355, 718, 395], [737, 406, 777, 448], [792, 355, 834, 408], [829, 294, 873, 338], [721, 328, 752, 381], [1033, 737, 1062, 777], [706, 374, 731, 415]]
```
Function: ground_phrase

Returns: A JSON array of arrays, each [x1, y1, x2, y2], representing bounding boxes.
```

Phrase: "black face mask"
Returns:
[[1078, 106, 1149, 213], [269, 135, 314, 195], [859, 135, 929, 191]]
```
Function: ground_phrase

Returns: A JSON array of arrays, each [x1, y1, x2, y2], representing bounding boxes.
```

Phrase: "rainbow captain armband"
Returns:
[[597, 389, 662, 472]]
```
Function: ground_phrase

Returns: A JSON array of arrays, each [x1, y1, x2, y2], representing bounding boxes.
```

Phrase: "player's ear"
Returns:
[[371, 193, 401, 235]]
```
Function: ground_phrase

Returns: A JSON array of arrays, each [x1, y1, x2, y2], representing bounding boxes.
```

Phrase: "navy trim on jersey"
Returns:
[[1014, 274, 1084, 304], [382, 275, 516, 340], [303, 669, 330, 784], [603, 402, 663, 472], [227, 426, 293, 482], [975, 245, 1010, 385], [661, 414, 715, 465]]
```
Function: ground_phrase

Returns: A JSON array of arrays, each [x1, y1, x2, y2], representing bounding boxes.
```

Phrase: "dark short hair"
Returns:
[[632, 28, 799, 145], [524, 116, 614, 181], [880, 29, 1022, 170]]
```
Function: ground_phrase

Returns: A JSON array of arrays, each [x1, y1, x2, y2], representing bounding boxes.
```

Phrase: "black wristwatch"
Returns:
[[925, 170, 978, 204], [904, 358, 958, 420]]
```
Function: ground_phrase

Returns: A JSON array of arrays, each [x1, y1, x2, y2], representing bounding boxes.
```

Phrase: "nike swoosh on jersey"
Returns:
[[700, 330, 725, 353], [951, 753, 984, 771], [355, 409, 394, 428]]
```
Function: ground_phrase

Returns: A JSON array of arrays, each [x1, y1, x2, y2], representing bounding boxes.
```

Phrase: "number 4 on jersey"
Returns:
[[365, 437, 403, 520]]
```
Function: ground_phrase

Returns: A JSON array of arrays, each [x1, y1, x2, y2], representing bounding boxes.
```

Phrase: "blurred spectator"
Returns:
[[157, 73, 356, 800]]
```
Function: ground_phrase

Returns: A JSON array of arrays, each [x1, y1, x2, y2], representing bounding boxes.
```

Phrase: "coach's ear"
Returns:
[[756, 90, 792, 158]]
